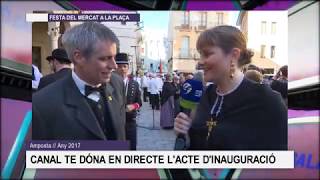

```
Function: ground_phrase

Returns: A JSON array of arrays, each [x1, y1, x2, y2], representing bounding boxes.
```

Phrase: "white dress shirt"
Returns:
[[32, 64, 43, 89], [148, 78, 159, 95], [141, 75, 149, 88], [72, 71, 101, 102], [123, 77, 129, 96], [155, 77, 163, 92], [134, 76, 141, 88]]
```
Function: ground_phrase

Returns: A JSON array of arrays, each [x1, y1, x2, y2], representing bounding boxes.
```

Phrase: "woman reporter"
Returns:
[[174, 25, 287, 150]]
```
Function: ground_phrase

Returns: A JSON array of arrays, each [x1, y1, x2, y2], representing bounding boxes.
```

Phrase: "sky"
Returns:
[[138, 11, 169, 35], [229, 11, 240, 27]]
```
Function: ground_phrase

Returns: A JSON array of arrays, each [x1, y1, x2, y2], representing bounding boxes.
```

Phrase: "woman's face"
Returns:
[[198, 46, 231, 83]]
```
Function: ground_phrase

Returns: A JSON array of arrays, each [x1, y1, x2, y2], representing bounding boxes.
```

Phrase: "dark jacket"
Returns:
[[32, 72, 126, 140], [38, 68, 72, 90], [189, 78, 287, 150], [270, 79, 288, 99], [161, 82, 176, 105], [126, 78, 142, 120]]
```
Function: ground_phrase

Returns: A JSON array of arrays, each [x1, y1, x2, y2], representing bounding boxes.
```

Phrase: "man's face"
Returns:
[[116, 64, 129, 77], [75, 40, 117, 85]]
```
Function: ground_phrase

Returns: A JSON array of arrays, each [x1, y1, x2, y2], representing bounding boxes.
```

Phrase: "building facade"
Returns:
[[167, 11, 229, 73], [32, 11, 142, 75], [237, 11, 288, 75], [140, 29, 168, 74]]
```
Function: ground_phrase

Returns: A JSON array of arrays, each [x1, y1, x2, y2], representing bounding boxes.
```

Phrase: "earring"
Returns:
[[230, 62, 235, 78]]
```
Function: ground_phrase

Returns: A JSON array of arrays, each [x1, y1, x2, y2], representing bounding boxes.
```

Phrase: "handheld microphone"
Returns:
[[175, 79, 203, 150]]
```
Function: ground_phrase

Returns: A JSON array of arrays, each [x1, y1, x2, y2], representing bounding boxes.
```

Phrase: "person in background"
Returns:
[[33, 22, 126, 140], [32, 64, 43, 91], [193, 70, 206, 87], [246, 64, 262, 73], [271, 65, 288, 106], [38, 48, 72, 90], [173, 75, 181, 117], [179, 73, 186, 85], [148, 73, 160, 110], [147, 73, 152, 106], [174, 25, 287, 150], [115, 53, 142, 150], [186, 73, 194, 80], [134, 72, 142, 90], [273, 65, 288, 82], [141, 72, 149, 102], [156, 73, 164, 97], [177, 73, 187, 113], [160, 74, 176, 129], [245, 69, 263, 83]]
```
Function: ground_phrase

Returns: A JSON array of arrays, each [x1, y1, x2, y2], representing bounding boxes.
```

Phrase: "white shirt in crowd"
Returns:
[[155, 76, 163, 92], [147, 77, 152, 93], [148, 77, 159, 95], [134, 76, 141, 88], [141, 75, 149, 88], [123, 77, 129, 95], [32, 64, 43, 89]]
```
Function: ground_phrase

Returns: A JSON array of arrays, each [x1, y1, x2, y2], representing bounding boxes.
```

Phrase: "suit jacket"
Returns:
[[38, 68, 72, 90], [32, 72, 126, 140], [125, 79, 142, 120]]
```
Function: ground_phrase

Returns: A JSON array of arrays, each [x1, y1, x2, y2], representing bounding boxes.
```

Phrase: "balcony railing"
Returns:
[[175, 24, 191, 31], [197, 25, 207, 30]]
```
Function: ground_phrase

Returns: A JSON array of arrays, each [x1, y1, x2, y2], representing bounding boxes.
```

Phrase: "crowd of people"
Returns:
[[32, 22, 288, 151], [126, 60, 288, 134]]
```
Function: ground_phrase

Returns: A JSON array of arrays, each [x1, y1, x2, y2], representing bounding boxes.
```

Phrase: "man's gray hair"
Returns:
[[62, 22, 119, 61], [193, 70, 204, 83]]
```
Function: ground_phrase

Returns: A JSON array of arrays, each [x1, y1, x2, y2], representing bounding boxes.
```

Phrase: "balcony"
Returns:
[[197, 25, 207, 30], [175, 24, 191, 31]]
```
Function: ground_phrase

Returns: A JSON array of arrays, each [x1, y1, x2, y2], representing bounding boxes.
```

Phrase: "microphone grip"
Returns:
[[174, 134, 187, 150], [174, 108, 192, 150]]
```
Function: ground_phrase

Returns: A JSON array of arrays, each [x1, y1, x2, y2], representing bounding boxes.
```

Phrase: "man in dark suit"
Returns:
[[38, 48, 72, 90], [32, 22, 126, 140], [115, 53, 142, 150]]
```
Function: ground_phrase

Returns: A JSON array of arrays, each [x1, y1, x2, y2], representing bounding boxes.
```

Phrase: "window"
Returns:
[[182, 11, 190, 25], [261, 21, 267, 35], [200, 12, 207, 26], [261, 45, 266, 58], [181, 36, 190, 58], [271, 22, 276, 34], [217, 12, 224, 25], [271, 45, 275, 58]]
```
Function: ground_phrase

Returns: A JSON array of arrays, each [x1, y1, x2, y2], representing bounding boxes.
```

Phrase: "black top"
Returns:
[[270, 79, 288, 99], [126, 79, 142, 120], [189, 78, 287, 150], [38, 68, 71, 90], [85, 95, 116, 140], [161, 82, 176, 105], [32, 73, 126, 140]]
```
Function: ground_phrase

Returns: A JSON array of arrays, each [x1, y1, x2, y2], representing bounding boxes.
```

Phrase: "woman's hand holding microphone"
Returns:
[[174, 112, 192, 136]]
